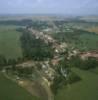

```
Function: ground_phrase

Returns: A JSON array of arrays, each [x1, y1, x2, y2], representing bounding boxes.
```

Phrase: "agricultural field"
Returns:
[[0, 72, 40, 100], [0, 25, 22, 59], [52, 29, 98, 51], [54, 68, 98, 100], [87, 26, 98, 34]]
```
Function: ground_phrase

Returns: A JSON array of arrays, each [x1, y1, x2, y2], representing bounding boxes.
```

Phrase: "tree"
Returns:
[[84, 57, 98, 70], [16, 67, 33, 77], [20, 31, 54, 61], [0, 55, 7, 70], [7, 59, 17, 66]]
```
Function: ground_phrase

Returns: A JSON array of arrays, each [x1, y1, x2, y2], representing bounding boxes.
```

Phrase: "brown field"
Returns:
[[87, 27, 98, 34]]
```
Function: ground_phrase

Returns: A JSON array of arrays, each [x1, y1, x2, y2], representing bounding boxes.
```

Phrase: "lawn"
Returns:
[[0, 72, 40, 100], [54, 68, 98, 100], [0, 25, 22, 59]]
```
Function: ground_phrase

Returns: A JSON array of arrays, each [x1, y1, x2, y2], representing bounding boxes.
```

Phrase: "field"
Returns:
[[54, 68, 98, 100], [87, 26, 98, 34], [0, 72, 40, 100], [0, 25, 22, 59], [52, 30, 98, 51]]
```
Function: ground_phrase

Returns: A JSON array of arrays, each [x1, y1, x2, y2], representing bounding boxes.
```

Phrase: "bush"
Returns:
[[67, 72, 81, 84]]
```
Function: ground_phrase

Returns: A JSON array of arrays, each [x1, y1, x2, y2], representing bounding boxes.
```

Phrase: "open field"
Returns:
[[54, 68, 98, 100], [0, 72, 40, 100], [0, 25, 22, 59]]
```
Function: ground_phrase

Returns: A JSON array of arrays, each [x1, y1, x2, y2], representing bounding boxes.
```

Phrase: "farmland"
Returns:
[[0, 25, 22, 59], [87, 26, 98, 34]]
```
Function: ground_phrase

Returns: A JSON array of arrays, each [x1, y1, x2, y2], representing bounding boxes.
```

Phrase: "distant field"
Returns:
[[87, 27, 98, 34], [79, 16, 98, 22], [0, 15, 65, 21], [0, 16, 33, 21], [0, 72, 40, 100], [0, 25, 22, 59], [54, 68, 98, 100]]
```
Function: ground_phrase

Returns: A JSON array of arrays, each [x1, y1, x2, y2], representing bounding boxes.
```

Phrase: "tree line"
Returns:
[[0, 55, 24, 70], [0, 19, 52, 30]]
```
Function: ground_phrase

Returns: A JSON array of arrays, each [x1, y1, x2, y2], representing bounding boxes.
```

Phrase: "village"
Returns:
[[1, 19, 98, 100]]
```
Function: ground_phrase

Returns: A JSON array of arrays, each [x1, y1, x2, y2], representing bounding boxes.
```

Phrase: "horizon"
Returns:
[[0, 13, 98, 17]]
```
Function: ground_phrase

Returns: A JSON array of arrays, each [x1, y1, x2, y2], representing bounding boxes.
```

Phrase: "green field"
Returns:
[[0, 72, 40, 100], [0, 25, 22, 59], [54, 68, 98, 100]]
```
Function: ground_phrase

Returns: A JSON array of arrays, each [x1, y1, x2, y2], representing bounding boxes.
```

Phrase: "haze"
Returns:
[[0, 0, 98, 15]]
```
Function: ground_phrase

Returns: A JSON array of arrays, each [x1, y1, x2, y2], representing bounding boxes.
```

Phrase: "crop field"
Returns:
[[54, 68, 98, 100], [0, 25, 22, 59], [0, 72, 40, 100]]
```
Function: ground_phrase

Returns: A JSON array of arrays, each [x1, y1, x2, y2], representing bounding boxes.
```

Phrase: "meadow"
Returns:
[[0, 25, 22, 59], [54, 68, 98, 100]]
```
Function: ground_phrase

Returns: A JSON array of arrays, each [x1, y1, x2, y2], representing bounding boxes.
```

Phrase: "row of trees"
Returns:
[[0, 19, 33, 26], [0, 55, 34, 78], [69, 55, 98, 70], [6, 65, 34, 78], [0, 54, 24, 70], [0, 55, 7, 70], [0, 19, 52, 30]]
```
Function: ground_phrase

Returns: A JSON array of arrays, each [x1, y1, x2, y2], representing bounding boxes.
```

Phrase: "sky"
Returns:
[[0, 0, 98, 15]]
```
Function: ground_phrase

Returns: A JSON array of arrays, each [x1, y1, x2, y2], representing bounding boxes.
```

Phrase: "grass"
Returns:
[[54, 68, 98, 100], [0, 72, 40, 100], [0, 25, 22, 59]]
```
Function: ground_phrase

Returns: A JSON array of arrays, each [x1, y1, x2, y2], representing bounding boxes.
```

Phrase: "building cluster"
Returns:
[[29, 28, 56, 44]]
